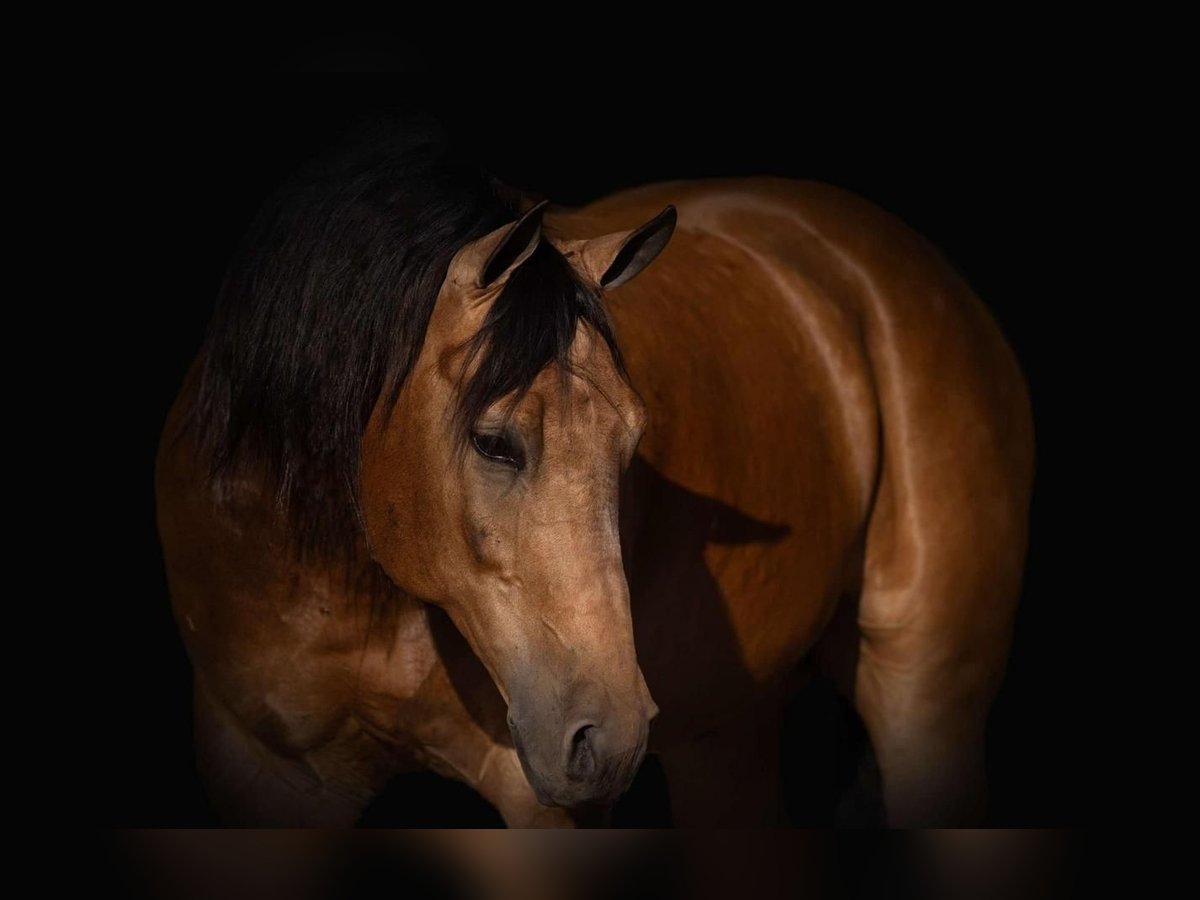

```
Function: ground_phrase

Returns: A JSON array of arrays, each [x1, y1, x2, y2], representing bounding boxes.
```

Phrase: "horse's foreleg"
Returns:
[[657, 690, 787, 826], [192, 676, 382, 826]]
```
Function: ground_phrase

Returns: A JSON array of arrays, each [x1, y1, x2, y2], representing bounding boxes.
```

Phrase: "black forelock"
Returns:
[[452, 240, 627, 441], [186, 111, 627, 561]]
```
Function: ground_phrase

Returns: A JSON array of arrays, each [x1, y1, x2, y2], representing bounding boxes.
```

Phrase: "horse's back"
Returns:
[[557, 175, 1032, 523]]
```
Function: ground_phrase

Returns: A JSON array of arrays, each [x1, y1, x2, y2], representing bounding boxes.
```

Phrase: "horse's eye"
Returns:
[[470, 431, 524, 471]]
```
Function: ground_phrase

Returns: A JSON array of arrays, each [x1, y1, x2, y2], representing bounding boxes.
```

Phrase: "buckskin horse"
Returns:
[[156, 115, 1033, 826]]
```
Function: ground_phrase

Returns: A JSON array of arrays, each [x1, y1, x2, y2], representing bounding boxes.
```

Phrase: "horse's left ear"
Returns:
[[452, 200, 549, 294], [578, 205, 677, 290]]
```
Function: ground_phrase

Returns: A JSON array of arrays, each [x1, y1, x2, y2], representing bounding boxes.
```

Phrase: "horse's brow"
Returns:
[[566, 367, 644, 431]]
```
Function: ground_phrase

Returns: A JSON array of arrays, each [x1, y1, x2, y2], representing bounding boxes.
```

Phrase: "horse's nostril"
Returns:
[[571, 723, 595, 750], [565, 722, 598, 781]]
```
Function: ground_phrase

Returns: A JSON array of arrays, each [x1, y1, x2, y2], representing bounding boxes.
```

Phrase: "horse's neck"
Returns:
[[161, 376, 410, 608]]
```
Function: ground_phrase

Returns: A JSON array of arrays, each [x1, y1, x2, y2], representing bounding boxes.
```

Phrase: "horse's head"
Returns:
[[360, 202, 676, 807]]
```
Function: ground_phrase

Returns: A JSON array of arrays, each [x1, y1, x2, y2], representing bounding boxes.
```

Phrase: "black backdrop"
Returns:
[[80, 42, 1109, 826]]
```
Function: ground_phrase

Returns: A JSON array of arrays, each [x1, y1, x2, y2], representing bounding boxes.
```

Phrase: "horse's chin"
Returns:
[[523, 766, 641, 810]]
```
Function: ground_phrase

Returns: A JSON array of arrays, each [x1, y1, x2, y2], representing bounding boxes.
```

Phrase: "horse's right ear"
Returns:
[[453, 200, 548, 293], [576, 205, 677, 290]]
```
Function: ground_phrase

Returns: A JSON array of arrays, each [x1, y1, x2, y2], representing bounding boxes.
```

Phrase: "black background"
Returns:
[[73, 33, 1117, 826]]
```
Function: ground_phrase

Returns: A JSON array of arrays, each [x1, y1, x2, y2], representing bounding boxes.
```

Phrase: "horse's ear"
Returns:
[[472, 200, 548, 289], [579, 205, 677, 290]]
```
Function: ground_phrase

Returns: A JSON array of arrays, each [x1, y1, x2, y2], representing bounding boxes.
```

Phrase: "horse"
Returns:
[[155, 115, 1033, 826]]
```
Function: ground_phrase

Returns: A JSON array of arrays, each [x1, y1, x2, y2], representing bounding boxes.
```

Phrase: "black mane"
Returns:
[[188, 111, 625, 560]]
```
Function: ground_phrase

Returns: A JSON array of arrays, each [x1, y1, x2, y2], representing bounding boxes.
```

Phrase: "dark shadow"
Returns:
[[357, 772, 504, 827], [782, 676, 881, 827], [620, 454, 790, 743], [612, 754, 673, 826]]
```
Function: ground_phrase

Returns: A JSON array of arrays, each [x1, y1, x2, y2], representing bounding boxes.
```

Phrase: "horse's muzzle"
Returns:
[[507, 699, 654, 808]]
